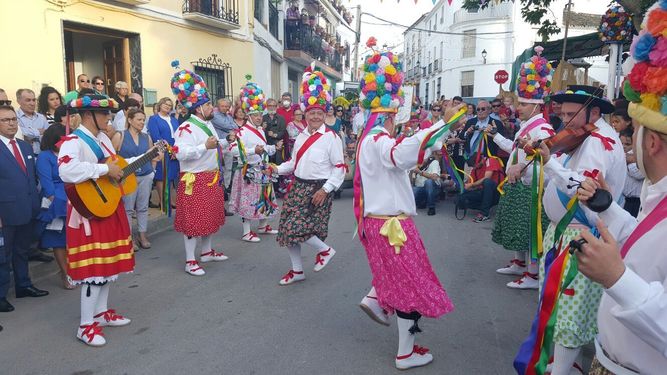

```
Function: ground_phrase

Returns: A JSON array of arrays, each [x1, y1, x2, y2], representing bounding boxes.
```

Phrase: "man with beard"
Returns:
[[171, 64, 228, 276]]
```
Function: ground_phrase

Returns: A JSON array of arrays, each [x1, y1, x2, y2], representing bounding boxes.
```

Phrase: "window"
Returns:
[[432, 80, 436, 102], [254, 0, 264, 23], [193, 54, 233, 102], [437, 77, 441, 99], [440, 7, 444, 24], [425, 82, 429, 109], [461, 70, 474, 97], [462, 29, 476, 59]]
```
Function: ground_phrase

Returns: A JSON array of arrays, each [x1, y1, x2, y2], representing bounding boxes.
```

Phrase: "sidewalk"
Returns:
[[29, 207, 174, 284]]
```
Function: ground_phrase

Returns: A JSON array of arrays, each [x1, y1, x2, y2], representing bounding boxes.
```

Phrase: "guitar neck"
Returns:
[[122, 148, 159, 178]]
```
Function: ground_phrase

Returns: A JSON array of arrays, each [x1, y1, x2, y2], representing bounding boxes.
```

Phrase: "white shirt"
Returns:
[[352, 111, 366, 135], [174, 115, 221, 173], [595, 175, 667, 374], [493, 114, 554, 186], [624, 159, 644, 199], [413, 159, 441, 188], [58, 126, 113, 184], [276, 124, 345, 193], [358, 119, 449, 217], [542, 117, 626, 225], [0, 134, 26, 165], [230, 122, 276, 166]]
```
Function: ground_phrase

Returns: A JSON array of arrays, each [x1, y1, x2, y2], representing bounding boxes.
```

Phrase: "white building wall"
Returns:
[[253, 0, 288, 100], [405, 0, 609, 104]]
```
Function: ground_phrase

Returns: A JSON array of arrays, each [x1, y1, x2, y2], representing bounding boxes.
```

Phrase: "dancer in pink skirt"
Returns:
[[353, 40, 462, 370], [171, 62, 228, 276]]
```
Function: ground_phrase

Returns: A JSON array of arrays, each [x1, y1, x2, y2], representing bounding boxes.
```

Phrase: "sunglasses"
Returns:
[[432, 108, 441, 112], [94, 82, 104, 86], [477, 107, 489, 111], [492, 104, 501, 108], [0, 100, 12, 106]]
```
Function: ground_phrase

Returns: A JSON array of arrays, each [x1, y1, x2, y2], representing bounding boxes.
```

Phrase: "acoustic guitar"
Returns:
[[66, 141, 167, 219]]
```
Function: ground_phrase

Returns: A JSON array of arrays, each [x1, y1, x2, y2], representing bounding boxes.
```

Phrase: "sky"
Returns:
[[337, 0, 439, 56]]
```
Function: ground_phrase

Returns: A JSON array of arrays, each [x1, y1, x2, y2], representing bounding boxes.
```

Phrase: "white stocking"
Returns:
[[201, 235, 212, 254], [184, 235, 197, 261], [514, 251, 525, 261], [94, 283, 110, 315], [259, 219, 268, 228], [397, 316, 416, 357], [367, 286, 378, 298], [242, 219, 251, 235], [287, 245, 303, 272], [304, 236, 329, 251], [80, 284, 102, 326], [551, 344, 582, 375]]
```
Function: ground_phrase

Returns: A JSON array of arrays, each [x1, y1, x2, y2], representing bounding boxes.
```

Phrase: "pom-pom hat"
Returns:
[[358, 37, 405, 113], [300, 62, 332, 113], [551, 85, 615, 114], [170, 60, 210, 110], [239, 75, 266, 115], [516, 46, 553, 104], [625, 1, 667, 133], [67, 93, 120, 113]]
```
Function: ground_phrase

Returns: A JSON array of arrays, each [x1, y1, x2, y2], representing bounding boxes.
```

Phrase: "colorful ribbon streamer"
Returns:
[[530, 154, 545, 259]]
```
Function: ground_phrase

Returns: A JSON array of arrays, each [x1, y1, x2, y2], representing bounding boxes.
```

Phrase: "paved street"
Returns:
[[1, 194, 540, 375]]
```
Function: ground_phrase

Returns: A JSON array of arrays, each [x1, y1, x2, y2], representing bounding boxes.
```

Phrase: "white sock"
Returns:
[[201, 235, 212, 255], [242, 219, 251, 236], [94, 283, 110, 315], [305, 236, 329, 251], [527, 261, 538, 275], [80, 284, 102, 326], [551, 344, 581, 375], [287, 245, 303, 272], [184, 235, 197, 261], [513, 251, 525, 262], [367, 286, 377, 298], [396, 316, 416, 357], [259, 219, 268, 228]]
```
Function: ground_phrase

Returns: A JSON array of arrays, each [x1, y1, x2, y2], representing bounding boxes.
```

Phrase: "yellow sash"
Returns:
[[368, 214, 409, 255]]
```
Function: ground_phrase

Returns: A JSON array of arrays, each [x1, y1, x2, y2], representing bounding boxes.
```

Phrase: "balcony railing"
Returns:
[[183, 0, 240, 29], [453, 1, 512, 24], [284, 19, 343, 73], [268, 1, 279, 39]]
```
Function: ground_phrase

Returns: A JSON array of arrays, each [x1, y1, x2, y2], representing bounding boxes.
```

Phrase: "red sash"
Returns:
[[512, 117, 549, 151], [293, 132, 324, 170], [241, 124, 267, 144], [620, 194, 667, 259]]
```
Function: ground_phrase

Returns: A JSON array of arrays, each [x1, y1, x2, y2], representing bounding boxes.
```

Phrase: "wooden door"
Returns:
[[103, 39, 129, 97]]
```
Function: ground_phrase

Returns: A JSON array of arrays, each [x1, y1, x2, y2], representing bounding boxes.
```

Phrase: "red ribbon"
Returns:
[[590, 132, 615, 151], [58, 155, 72, 166], [178, 124, 192, 137], [56, 135, 78, 149], [314, 249, 331, 266], [80, 322, 104, 343], [583, 169, 600, 179], [334, 163, 349, 172]]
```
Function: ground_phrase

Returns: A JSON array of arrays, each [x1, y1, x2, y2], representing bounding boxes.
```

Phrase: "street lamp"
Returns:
[[481, 49, 487, 64]]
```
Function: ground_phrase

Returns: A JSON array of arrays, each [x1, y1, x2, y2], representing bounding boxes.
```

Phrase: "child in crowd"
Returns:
[[611, 109, 632, 133]]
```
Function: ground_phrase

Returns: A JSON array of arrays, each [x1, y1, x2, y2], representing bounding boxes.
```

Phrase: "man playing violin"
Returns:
[[531, 86, 626, 375]]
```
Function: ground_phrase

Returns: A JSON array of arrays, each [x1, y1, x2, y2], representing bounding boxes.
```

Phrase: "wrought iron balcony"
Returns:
[[183, 0, 240, 30], [284, 19, 345, 79]]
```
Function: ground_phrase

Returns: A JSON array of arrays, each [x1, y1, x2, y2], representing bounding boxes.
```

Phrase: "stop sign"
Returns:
[[494, 70, 509, 84]]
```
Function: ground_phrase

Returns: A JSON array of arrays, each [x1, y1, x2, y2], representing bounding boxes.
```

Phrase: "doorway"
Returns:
[[63, 22, 142, 97]]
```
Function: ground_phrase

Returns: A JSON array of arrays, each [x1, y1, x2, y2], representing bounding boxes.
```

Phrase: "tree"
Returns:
[[461, 0, 652, 42]]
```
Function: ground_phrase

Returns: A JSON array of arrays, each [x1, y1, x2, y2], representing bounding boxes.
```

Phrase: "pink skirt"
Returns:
[[174, 171, 226, 237], [229, 172, 280, 221], [361, 217, 454, 318]]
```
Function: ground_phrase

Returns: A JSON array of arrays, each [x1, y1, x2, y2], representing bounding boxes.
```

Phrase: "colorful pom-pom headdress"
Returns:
[[67, 93, 120, 113], [239, 75, 267, 115], [625, 1, 667, 133], [300, 63, 332, 113], [516, 46, 553, 104], [359, 37, 405, 113], [170, 60, 210, 110]]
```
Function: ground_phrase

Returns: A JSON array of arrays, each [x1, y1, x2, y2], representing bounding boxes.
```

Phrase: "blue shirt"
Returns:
[[211, 111, 238, 139], [16, 108, 49, 154]]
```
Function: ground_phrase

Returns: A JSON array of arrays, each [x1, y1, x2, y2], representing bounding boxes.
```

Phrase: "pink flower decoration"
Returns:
[[649, 37, 667, 67]]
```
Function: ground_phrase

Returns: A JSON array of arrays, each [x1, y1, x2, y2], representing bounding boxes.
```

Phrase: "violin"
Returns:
[[523, 123, 598, 155]]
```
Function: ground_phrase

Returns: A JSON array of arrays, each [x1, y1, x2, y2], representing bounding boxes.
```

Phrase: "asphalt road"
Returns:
[[0, 194, 541, 375]]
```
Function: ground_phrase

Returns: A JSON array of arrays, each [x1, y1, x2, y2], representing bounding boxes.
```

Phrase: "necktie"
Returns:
[[9, 139, 27, 174]]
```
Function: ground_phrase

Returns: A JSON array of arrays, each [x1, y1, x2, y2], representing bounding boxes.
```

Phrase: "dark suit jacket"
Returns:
[[262, 114, 286, 146], [0, 138, 39, 226], [462, 117, 505, 164]]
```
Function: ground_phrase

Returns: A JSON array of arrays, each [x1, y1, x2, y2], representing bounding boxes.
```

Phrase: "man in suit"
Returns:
[[461, 100, 505, 166], [0, 105, 49, 313]]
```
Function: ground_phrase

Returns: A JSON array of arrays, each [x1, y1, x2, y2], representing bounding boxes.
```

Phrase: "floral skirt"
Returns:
[[491, 183, 549, 252], [539, 223, 601, 348], [361, 216, 454, 318], [276, 178, 333, 247], [229, 172, 280, 221]]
